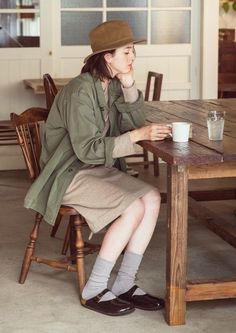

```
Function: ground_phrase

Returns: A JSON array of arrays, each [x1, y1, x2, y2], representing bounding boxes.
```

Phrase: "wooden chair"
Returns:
[[10, 107, 100, 296], [43, 73, 85, 252], [128, 71, 163, 177], [144, 71, 163, 102], [43, 73, 65, 240], [43, 73, 58, 110]]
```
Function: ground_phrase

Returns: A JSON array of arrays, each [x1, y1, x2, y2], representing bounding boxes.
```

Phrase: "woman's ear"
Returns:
[[104, 52, 113, 64]]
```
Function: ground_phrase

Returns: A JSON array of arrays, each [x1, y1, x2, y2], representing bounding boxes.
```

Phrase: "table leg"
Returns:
[[165, 165, 188, 325]]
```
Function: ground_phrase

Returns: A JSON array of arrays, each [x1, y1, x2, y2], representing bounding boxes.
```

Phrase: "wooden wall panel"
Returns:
[[59, 55, 191, 101], [0, 58, 45, 120]]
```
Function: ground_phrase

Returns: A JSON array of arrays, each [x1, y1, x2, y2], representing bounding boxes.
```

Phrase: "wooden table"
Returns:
[[141, 98, 236, 326], [23, 78, 71, 94]]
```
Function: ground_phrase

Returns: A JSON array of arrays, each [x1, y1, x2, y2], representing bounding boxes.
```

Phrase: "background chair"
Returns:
[[144, 71, 163, 102], [128, 71, 163, 177], [43, 73, 58, 110], [11, 107, 100, 296], [43, 73, 65, 239]]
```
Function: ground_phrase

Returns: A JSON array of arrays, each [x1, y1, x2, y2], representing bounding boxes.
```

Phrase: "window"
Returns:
[[0, 0, 40, 48], [60, 0, 191, 46]]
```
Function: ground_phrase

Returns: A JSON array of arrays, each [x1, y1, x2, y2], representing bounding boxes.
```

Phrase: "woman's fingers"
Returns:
[[148, 123, 172, 141], [130, 124, 172, 142]]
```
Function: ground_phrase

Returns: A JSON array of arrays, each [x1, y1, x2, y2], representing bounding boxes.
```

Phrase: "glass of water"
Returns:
[[207, 110, 225, 141]]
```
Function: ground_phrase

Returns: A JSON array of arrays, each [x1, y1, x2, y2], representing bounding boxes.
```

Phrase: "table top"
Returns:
[[22, 79, 236, 166], [142, 99, 236, 166], [23, 78, 71, 94]]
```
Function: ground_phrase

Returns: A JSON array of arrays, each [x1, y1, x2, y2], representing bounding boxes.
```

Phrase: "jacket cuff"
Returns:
[[112, 132, 136, 158], [121, 82, 139, 103], [104, 137, 115, 167], [114, 90, 144, 113]]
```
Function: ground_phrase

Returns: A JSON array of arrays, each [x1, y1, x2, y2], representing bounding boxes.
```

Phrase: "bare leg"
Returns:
[[81, 198, 145, 301], [82, 190, 161, 302], [111, 190, 161, 297], [126, 189, 161, 254], [98, 197, 145, 262], [98, 189, 161, 261]]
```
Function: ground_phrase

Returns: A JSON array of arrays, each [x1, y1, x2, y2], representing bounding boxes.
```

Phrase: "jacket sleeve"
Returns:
[[63, 88, 115, 168], [114, 89, 146, 133]]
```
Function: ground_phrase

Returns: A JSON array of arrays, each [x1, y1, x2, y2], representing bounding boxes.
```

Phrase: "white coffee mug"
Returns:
[[172, 122, 190, 143]]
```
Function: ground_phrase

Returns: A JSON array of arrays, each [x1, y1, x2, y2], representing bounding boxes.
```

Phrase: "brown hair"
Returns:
[[81, 50, 115, 81]]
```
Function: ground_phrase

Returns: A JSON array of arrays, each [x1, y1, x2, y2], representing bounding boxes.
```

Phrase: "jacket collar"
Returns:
[[94, 78, 107, 109], [94, 77, 120, 110], [109, 78, 121, 106]]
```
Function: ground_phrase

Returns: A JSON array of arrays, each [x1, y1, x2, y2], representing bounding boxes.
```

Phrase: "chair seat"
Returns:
[[60, 205, 81, 216]]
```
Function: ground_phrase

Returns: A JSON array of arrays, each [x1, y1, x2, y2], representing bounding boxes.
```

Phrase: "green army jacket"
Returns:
[[24, 72, 145, 225]]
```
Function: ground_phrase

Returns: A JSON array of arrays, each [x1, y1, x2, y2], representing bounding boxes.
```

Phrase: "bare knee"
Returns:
[[142, 189, 161, 210], [122, 198, 145, 229]]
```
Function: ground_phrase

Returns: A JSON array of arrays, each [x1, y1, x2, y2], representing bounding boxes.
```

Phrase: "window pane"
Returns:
[[61, 0, 102, 8], [0, 0, 40, 9], [151, 0, 191, 7], [107, 12, 147, 42], [61, 12, 102, 45], [0, 13, 40, 47], [107, 0, 147, 7], [151, 11, 190, 44]]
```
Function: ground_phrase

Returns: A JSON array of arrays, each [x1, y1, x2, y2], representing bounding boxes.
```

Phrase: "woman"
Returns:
[[25, 20, 171, 316]]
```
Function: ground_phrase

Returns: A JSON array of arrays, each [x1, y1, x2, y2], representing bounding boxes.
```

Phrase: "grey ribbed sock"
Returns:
[[82, 256, 116, 302], [112, 251, 146, 296]]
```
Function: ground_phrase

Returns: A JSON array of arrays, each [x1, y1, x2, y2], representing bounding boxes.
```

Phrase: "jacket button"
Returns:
[[68, 168, 73, 172]]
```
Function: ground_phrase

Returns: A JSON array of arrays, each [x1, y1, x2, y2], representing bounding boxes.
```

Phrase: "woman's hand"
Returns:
[[116, 70, 134, 88], [129, 124, 172, 143]]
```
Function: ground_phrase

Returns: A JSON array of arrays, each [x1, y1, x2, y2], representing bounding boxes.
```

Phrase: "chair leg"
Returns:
[[153, 155, 160, 177], [50, 213, 62, 237], [61, 222, 70, 255], [69, 219, 76, 258], [73, 216, 86, 297], [19, 213, 43, 284], [143, 148, 149, 169]]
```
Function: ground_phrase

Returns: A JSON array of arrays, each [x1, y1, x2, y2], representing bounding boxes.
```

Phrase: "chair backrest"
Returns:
[[144, 71, 163, 101], [43, 73, 58, 110], [10, 107, 49, 180]]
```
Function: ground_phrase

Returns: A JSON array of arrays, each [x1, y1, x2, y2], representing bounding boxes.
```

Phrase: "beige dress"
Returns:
[[62, 83, 155, 233]]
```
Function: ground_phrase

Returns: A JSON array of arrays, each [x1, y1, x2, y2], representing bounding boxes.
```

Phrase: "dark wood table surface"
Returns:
[[141, 99, 236, 326]]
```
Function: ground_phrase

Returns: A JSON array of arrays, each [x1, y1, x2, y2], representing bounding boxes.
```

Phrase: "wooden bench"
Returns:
[[0, 120, 18, 146]]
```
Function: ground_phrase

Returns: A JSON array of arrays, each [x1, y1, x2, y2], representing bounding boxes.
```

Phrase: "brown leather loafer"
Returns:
[[117, 285, 165, 311], [81, 289, 135, 316]]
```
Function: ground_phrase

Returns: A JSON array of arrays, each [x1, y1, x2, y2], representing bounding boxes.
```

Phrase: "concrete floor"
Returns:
[[0, 166, 236, 333]]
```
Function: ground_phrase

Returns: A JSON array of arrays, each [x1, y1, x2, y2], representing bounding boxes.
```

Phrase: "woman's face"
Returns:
[[105, 43, 136, 77]]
